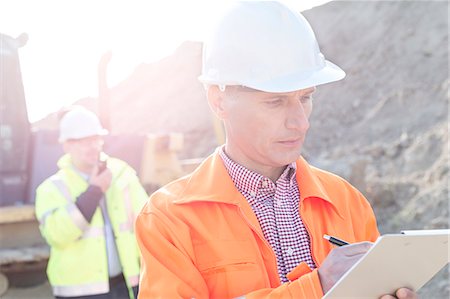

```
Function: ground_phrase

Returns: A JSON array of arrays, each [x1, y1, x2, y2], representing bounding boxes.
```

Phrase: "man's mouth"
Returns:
[[278, 137, 302, 146]]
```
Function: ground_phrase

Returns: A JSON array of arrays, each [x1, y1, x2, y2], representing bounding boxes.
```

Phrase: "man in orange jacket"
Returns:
[[135, 1, 418, 298]]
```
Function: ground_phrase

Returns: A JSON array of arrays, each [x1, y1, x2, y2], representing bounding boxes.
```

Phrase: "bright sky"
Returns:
[[1, 0, 331, 122]]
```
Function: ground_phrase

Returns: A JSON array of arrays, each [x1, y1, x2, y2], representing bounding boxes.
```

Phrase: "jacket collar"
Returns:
[[57, 154, 73, 169], [174, 149, 244, 205], [56, 152, 110, 187], [173, 149, 265, 235], [174, 149, 340, 212], [295, 156, 333, 204], [295, 156, 345, 219]]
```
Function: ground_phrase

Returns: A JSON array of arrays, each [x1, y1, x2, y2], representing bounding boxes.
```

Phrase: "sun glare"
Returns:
[[1, 0, 330, 122]]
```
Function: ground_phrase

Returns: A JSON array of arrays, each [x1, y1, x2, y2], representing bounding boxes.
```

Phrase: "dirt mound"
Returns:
[[302, 0, 448, 230], [302, 1, 448, 297]]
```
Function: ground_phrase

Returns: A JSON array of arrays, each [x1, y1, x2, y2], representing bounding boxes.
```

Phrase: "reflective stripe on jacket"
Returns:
[[35, 154, 148, 298], [136, 150, 380, 298]]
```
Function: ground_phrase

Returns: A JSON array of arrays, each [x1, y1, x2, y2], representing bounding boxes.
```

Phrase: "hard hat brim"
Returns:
[[241, 60, 346, 93], [58, 128, 109, 143], [244, 60, 345, 92], [199, 60, 346, 93]]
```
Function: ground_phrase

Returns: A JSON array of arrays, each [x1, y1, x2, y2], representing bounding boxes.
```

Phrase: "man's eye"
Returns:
[[300, 96, 312, 103], [267, 99, 283, 105]]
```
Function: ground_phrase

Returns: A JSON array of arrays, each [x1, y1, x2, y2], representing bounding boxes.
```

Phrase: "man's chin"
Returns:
[[274, 154, 301, 167], [283, 147, 302, 160]]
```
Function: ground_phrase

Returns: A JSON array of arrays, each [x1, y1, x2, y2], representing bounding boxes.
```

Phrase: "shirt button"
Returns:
[[286, 247, 294, 256], [250, 191, 256, 197], [262, 181, 268, 188]]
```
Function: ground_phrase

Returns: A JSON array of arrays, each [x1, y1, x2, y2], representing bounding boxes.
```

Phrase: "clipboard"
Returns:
[[323, 229, 450, 299]]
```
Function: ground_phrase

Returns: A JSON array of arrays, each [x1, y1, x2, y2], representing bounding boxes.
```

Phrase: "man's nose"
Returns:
[[285, 101, 310, 132]]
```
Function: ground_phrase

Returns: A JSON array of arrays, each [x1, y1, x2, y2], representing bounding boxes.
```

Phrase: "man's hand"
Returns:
[[89, 164, 112, 193], [318, 242, 372, 293], [380, 288, 419, 299]]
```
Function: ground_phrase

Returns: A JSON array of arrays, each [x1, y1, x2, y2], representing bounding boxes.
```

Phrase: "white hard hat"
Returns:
[[58, 107, 108, 142], [198, 1, 346, 92]]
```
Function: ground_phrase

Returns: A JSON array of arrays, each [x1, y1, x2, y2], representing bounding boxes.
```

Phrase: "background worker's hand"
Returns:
[[380, 288, 419, 299], [89, 164, 112, 193], [318, 241, 372, 293]]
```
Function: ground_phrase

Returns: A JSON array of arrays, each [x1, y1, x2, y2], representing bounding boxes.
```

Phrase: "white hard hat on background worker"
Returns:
[[198, 0, 346, 92], [58, 107, 108, 142]]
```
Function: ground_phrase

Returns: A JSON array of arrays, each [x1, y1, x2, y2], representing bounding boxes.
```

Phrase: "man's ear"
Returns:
[[207, 85, 227, 120]]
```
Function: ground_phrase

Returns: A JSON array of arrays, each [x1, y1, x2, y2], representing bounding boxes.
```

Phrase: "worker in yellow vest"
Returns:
[[35, 106, 148, 299]]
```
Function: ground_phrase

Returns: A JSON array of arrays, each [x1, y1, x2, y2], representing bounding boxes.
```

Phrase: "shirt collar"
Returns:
[[219, 146, 297, 196], [174, 148, 343, 219], [217, 147, 342, 218]]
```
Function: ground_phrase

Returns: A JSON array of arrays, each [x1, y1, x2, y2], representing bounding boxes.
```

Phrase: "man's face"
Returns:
[[213, 86, 315, 174], [63, 135, 103, 173]]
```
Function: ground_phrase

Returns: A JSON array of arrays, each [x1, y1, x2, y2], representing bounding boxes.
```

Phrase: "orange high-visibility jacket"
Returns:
[[136, 151, 379, 298]]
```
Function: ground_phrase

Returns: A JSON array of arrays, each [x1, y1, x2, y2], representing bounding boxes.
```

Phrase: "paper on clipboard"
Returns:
[[322, 229, 450, 299]]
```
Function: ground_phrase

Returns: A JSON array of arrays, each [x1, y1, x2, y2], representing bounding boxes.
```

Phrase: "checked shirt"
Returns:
[[219, 148, 316, 283]]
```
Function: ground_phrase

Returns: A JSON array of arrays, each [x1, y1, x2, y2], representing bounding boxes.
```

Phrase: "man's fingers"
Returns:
[[397, 288, 408, 297], [379, 288, 418, 299], [396, 288, 418, 299]]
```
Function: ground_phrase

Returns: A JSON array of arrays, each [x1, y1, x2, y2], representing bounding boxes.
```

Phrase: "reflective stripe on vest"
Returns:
[[51, 178, 89, 231], [38, 208, 57, 226], [119, 186, 134, 233], [66, 203, 90, 231], [82, 226, 105, 238], [53, 281, 109, 297]]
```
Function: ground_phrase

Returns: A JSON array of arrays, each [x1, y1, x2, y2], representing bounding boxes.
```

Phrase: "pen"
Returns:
[[323, 234, 349, 247]]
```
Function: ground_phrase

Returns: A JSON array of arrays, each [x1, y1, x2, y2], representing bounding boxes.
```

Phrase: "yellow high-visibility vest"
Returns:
[[35, 154, 148, 299]]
